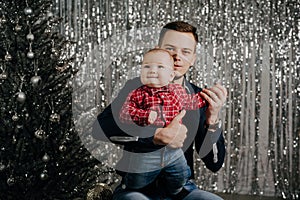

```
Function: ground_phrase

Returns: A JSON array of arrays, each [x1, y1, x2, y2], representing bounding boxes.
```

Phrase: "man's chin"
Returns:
[[174, 72, 184, 80]]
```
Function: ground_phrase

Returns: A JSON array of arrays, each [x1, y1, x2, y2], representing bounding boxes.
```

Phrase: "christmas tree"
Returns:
[[0, 0, 113, 199]]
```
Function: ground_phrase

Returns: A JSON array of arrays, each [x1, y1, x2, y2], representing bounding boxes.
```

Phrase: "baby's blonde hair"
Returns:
[[144, 48, 174, 65]]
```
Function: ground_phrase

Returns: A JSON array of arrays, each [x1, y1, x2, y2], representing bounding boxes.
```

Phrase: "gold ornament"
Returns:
[[34, 129, 46, 139], [49, 112, 60, 122]]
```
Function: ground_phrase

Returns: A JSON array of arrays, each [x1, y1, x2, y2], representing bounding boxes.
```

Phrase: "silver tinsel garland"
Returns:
[[54, 0, 299, 198]]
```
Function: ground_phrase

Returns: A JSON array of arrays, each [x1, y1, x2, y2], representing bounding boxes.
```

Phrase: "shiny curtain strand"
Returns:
[[53, 0, 300, 198]]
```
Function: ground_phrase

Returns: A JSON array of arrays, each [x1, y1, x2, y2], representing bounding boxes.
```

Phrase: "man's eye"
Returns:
[[183, 50, 191, 54], [166, 47, 174, 51]]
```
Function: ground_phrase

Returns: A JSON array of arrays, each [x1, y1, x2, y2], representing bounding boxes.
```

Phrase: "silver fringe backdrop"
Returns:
[[54, 0, 299, 198]]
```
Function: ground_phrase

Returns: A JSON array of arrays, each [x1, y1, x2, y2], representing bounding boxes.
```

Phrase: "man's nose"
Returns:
[[172, 51, 181, 61]]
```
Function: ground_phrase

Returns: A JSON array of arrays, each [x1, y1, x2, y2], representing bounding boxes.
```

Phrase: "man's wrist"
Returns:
[[207, 119, 222, 132], [206, 115, 219, 125]]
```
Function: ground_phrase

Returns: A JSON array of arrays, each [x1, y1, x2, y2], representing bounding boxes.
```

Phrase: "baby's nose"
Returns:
[[149, 70, 157, 74], [149, 67, 158, 73]]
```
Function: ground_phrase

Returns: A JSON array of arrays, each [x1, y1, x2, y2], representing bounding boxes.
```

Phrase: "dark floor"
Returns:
[[217, 193, 283, 200], [110, 180, 283, 200]]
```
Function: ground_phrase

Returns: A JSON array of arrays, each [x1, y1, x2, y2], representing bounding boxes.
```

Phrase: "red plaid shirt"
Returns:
[[119, 84, 206, 127]]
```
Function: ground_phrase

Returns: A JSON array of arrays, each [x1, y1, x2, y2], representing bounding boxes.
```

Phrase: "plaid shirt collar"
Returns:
[[141, 77, 191, 96]]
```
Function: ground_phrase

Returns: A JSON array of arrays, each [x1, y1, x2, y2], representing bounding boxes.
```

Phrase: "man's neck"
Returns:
[[173, 76, 184, 85]]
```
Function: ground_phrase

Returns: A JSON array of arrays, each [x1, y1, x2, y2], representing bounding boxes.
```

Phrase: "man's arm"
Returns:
[[197, 83, 227, 172], [200, 83, 227, 124], [202, 130, 225, 173], [195, 119, 226, 173], [91, 77, 157, 144]]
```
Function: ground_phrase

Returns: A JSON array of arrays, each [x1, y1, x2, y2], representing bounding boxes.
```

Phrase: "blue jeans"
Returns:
[[122, 154, 191, 195], [113, 179, 223, 200]]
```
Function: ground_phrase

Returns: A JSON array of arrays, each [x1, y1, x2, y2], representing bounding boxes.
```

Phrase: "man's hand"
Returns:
[[153, 110, 187, 148], [200, 83, 227, 124]]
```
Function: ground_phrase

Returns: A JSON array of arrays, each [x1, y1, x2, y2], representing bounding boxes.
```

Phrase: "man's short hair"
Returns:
[[158, 21, 199, 46]]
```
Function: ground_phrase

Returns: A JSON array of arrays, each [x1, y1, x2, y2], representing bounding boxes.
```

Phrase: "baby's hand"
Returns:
[[148, 110, 158, 124]]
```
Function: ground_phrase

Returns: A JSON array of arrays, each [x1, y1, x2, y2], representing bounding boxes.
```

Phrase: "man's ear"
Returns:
[[190, 53, 197, 66]]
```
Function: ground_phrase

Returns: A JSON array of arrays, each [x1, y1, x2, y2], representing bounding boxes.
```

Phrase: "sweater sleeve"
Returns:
[[186, 82, 225, 173], [194, 107, 226, 173]]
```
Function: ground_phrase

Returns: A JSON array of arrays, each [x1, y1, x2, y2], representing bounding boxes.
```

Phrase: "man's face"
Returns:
[[159, 30, 197, 78], [140, 51, 175, 88]]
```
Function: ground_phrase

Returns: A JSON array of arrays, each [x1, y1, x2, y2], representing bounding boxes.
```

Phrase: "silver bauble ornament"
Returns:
[[15, 24, 22, 32], [26, 33, 34, 41], [12, 114, 19, 121], [30, 75, 42, 87], [42, 154, 50, 162], [59, 145, 66, 152], [24, 7, 33, 15], [5, 53, 12, 61], [16, 92, 26, 103], [40, 171, 48, 180], [0, 72, 8, 80], [27, 51, 34, 59]]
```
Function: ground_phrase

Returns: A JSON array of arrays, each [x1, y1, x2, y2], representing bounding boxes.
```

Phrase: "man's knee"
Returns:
[[183, 189, 223, 200], [113, 191, 149, 200]]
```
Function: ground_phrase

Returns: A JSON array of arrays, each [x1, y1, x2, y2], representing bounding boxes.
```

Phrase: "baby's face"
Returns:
[[140, 51, 175, 88]]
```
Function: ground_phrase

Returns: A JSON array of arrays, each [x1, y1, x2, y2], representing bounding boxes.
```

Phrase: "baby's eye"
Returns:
[[143, 65, 150, 68], [158, 65, 165, 69]]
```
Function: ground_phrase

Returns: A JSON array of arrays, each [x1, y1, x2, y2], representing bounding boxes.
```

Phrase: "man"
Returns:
[[93, 21, 227, 200]]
